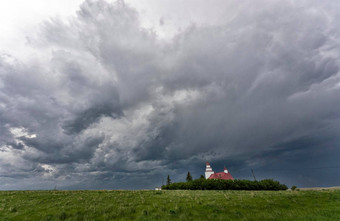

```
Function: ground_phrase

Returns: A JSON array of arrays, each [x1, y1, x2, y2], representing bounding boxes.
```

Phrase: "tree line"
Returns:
[[164, 173, 288, 190]]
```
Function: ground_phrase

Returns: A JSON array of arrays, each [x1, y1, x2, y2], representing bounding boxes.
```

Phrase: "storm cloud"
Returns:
[[0, 0, 340, 189]]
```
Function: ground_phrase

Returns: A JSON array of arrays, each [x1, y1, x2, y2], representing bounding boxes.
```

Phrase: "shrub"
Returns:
[[162, 179, 288, 191], [291, 186, 297, 191]]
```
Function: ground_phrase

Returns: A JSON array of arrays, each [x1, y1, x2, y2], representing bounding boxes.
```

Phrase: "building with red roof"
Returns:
[[205, 162, 234, 180]]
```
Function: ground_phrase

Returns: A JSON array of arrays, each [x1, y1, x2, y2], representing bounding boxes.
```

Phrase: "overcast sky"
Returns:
[[0, 0, 340, 190]]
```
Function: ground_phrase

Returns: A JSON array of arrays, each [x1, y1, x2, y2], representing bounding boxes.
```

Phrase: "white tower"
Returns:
[[205, 162, 215, 179], [224, 166, 229, 173]]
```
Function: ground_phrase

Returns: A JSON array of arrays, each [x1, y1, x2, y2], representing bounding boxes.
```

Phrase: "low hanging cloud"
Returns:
[[0, 0, 340, 189]]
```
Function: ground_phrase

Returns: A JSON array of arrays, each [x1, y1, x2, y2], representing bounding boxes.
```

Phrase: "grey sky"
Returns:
[[0, 0, 340, 189]]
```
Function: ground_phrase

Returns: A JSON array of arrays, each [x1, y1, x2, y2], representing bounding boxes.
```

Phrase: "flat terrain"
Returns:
[[298, 186, 340, 191], [0, 190, 340, 220]]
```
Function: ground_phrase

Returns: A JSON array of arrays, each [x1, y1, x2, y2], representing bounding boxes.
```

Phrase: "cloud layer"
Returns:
[[1, 0, 340, 189]]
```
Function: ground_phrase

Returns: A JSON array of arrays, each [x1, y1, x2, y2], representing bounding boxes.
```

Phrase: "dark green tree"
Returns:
[[167, 175, 171, 185], [200, 174, 205, 179], [186, 171, 193, 182]]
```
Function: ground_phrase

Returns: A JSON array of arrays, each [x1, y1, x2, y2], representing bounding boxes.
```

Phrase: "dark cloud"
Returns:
[[0, 0, 340, 189], [62, 103, 122, 134]]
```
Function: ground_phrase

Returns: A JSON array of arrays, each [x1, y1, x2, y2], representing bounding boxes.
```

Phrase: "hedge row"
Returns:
[[162, 179, 288, 190]]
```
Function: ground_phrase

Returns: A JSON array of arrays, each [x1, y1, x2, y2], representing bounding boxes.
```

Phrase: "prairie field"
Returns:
[[0, 190, 339, 220]]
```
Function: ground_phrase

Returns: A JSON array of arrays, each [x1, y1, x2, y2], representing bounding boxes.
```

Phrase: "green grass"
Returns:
[[0, 190, 339, 220]]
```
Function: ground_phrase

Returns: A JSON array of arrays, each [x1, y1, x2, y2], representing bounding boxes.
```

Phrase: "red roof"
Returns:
[[208, 172, 234, 180], [206, 161, 210, 165]]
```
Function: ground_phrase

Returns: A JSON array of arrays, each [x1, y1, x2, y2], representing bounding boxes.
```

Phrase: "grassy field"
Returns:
[[0, 190, 340, 220]]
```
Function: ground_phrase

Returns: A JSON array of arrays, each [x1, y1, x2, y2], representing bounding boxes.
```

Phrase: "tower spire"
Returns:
[[205, 161, 214, 179]]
